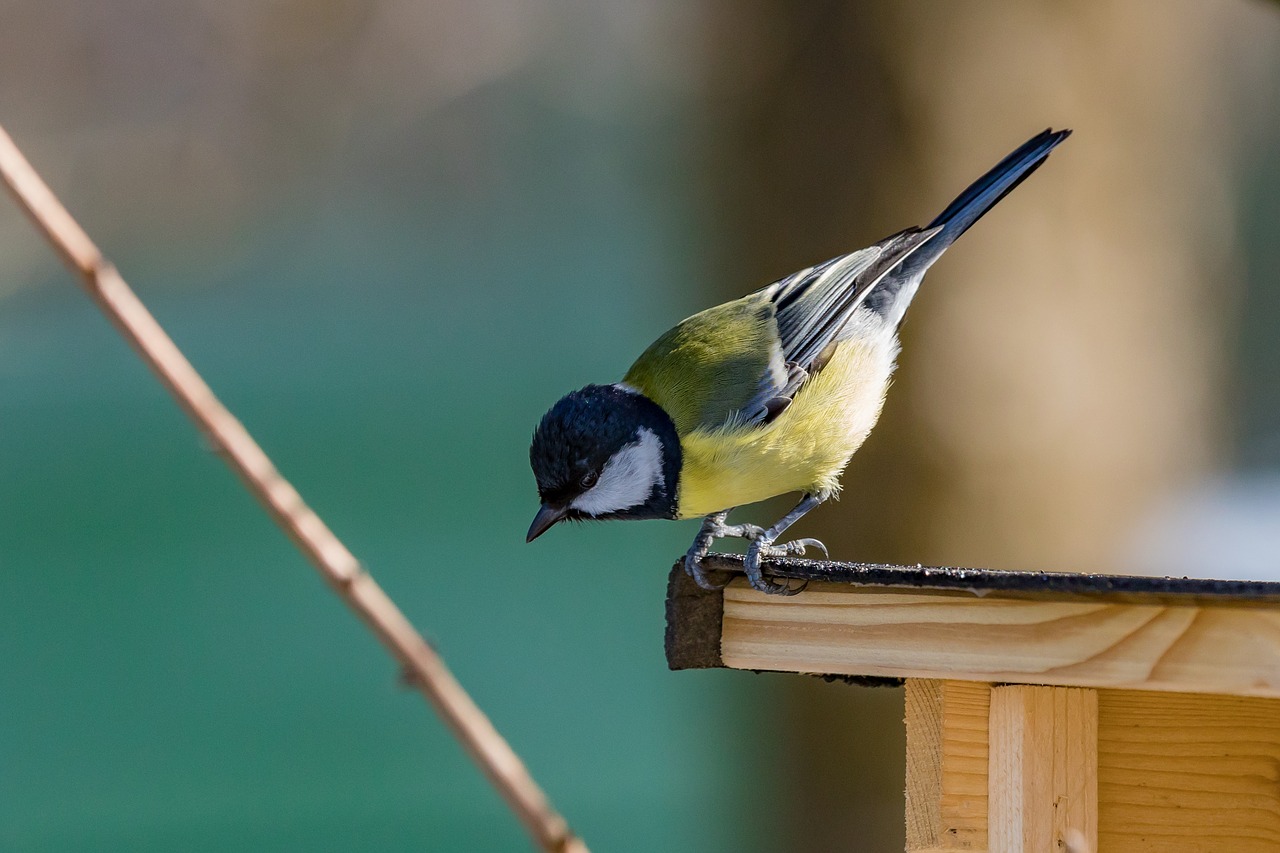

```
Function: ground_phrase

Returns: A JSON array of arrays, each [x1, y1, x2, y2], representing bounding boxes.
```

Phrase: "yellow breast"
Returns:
[[675, 324, 899, 519]]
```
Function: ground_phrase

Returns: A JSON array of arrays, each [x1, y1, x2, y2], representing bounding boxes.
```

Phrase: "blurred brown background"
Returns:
[[3, 1, 1279, 850]]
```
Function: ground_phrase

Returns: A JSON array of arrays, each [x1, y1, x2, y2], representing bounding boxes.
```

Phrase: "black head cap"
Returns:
[[528, 384, 681, 541]]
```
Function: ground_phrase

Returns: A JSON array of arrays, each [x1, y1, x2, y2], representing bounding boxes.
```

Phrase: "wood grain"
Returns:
[[906, 679, 991, 851], [989, 686, 1097, 853], [720, 579, 1280, 697], [902, 684, 1280, 852], [1097, 690, 1280, 852]]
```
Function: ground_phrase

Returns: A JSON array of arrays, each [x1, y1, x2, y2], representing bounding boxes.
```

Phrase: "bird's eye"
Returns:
[[580, 471, 599, 490]]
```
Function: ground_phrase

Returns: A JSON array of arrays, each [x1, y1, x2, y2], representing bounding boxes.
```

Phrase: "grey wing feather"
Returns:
[[735, 226, 942, 426]]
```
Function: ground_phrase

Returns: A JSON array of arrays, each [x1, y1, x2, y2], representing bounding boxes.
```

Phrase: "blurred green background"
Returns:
[[2, 2, 1279, 851]]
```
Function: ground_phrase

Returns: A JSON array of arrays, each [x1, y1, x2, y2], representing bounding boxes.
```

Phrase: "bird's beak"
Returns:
[[526, 504, 567, 543]]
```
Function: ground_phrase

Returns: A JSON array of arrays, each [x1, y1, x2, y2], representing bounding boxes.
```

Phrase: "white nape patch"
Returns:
[[613, 382, 642, 396], [571, 427, 665, 516]]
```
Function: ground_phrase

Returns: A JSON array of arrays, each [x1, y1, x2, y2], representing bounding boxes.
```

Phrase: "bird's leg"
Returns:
[[743, 494, 828, 595], [683, 510, 766, 591]]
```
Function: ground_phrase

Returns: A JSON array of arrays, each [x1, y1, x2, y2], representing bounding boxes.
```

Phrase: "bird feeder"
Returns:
[[666, 556, 1280, 852]]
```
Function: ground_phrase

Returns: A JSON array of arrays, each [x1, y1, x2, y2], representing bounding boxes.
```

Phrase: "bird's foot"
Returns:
[[683, 511, 769, 591], [742, 536, 827, 595]]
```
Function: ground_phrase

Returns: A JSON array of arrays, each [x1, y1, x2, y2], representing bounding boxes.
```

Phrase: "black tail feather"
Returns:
[[927, 128, 1071, 246], [864, 128, 1070, 323]]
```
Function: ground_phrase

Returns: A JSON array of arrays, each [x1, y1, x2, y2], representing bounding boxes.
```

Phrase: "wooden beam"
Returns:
[[905, 679, 991, 851], [718, 579, 1280, 698], [989, 686, 1097, 853]]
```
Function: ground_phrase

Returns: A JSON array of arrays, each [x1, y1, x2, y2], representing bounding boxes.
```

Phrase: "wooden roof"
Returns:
[[666, 555, 1280, 697]]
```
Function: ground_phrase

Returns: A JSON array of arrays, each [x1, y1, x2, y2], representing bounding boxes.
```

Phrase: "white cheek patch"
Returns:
[[571, 428, 665, 516]]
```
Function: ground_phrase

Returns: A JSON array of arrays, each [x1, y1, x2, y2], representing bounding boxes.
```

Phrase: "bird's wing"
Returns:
[[770, 228, 941, 369], [736, 226, 943, 423], [624, 227, 940, 434]]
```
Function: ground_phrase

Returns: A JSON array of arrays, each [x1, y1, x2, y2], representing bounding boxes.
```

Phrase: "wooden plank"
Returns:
[[906, 680, 946, 851], [905, 679, 991, 851], [1097, 690, 1280, 852], [989, 686, 1098, 853], [719, 579, 1280, 698]]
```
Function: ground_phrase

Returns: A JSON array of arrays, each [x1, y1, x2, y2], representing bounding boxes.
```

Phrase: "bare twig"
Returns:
[[0, 124, 586, 853]]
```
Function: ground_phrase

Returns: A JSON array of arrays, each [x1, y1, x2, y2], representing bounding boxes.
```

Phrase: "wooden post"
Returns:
[[988, 686, 1097, 853]]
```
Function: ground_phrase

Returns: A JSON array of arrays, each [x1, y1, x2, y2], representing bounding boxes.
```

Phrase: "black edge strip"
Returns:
[[699, 553, 1280, 607]]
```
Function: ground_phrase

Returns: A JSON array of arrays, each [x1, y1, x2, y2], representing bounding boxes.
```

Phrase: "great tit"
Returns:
[[528, 128, 1070, 595]]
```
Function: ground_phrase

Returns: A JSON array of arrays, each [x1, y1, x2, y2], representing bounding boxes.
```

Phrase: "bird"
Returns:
[[527, 128, 1070, 595]]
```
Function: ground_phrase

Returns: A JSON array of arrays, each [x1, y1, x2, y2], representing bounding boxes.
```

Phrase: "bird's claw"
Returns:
[[684, 549, 729, 591], [743, 538, 809, 596], [689, 560, 730, 591], [758, 575, 805, 596], [763, 537, 828, 559]]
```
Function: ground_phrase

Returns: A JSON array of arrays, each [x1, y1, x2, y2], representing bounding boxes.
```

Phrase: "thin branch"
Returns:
[[0, 123, 587, 853]]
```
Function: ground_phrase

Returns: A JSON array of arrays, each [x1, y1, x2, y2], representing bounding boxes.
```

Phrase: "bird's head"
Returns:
[[527, 384, 681, 542]]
